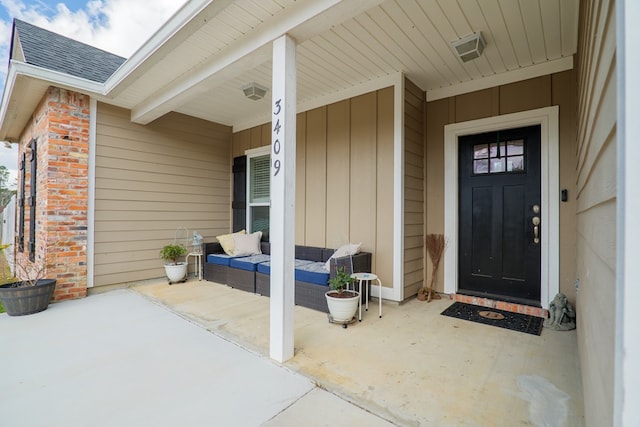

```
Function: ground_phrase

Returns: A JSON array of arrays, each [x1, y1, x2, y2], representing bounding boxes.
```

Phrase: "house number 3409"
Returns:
[[272, 99, 282, 177]]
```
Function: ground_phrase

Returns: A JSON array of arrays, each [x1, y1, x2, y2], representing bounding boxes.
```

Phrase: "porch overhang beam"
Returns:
[[104, 0, 229, 98], [128, 0, 383, 125]]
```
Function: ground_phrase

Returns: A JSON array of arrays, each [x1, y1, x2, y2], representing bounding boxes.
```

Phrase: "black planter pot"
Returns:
[[0, 279, 57, 316]]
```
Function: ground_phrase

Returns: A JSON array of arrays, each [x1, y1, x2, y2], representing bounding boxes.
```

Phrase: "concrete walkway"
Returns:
[[0, 290, 392, 426]]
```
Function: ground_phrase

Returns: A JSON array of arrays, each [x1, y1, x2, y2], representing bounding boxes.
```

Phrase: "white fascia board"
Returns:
[[426, 56, 574, 102], [130, 0, 348, 125], [0, 62, 21, 140], [104, 0, 218, 97], [0, 61, 105, 140], [12, 61, 105, 94]]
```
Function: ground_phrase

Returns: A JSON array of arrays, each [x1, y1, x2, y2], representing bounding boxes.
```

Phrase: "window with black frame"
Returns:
[[247, 152, 270, 239]]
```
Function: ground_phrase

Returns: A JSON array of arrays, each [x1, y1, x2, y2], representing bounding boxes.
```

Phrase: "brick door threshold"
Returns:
[[452, 294, 548, 319]]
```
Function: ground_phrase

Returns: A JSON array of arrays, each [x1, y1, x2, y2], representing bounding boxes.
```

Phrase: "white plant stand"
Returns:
[[186, 252, 203, 281], [350, 272, 383, 321]]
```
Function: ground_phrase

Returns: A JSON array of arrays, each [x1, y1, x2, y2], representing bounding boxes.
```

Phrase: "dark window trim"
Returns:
[[17, 152, 25, 252], [232, 155, 247, 232], [28, 139, 37, 262]]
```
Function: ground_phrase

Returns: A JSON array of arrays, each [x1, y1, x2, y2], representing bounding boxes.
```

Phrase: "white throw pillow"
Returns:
[[233, 231, 263, 256], [324, 242, 362, 270], [216, 230, 246, 255]]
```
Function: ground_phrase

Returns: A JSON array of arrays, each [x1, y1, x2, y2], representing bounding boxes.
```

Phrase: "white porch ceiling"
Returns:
[[82, 0, 583, 131]]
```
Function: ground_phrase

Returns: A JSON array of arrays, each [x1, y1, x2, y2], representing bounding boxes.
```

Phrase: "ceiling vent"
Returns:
[[242, 82, 268, 101], [451, 32, 486, 63]]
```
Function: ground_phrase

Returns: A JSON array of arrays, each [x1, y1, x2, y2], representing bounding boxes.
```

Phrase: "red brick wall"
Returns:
[[16, 87, 89, 301]]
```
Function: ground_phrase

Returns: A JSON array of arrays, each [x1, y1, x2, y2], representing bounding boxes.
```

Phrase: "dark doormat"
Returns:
[[441, 302, 543, 336]]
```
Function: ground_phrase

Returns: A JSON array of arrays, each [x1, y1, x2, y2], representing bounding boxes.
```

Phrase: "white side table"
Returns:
[[186, 252, 203, 281], [350, 272, 382, 321]]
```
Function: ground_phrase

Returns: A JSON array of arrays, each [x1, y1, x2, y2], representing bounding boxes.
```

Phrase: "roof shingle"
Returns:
[[13, 19, 126, 83]]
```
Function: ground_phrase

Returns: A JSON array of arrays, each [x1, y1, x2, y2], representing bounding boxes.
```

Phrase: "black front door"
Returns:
[[458, 125, 541, 303]]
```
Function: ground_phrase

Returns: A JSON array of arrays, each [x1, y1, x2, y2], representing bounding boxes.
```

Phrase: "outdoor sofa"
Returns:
[[203, 241, 372, 313]]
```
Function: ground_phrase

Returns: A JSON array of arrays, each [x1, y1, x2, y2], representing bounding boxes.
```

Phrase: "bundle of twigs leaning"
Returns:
[[421, 233, 446, 302]]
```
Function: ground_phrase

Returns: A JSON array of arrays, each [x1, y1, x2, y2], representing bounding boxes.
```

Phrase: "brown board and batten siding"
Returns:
[[425, 72, 578, 300], [232, 87, 395, 288], [93, 103, 232, 287], [404, 78, 425, 297], [575, 0, 617, 425]]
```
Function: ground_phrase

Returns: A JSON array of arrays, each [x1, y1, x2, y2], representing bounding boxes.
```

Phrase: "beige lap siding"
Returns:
[[93, 103, 232, 287], [575, 0, 618, 425], [233, 87, 395, 288]]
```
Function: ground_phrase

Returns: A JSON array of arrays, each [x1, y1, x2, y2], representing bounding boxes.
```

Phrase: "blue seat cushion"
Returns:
[[257, 259, 313, 275], [207, 253, 246, 266], [229, 254, 271, 272], [294, 262, 330, 286]]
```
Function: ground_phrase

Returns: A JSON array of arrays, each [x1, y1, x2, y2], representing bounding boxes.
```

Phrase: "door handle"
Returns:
[[532, 216, 540, 244]]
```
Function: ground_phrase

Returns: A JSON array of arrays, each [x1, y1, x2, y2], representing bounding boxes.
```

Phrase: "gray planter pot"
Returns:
[[0, 278, 57, 316]]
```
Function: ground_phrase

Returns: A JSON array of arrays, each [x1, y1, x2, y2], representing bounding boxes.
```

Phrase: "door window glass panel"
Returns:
[[474, 159, 488, 174], [490, 158, 505, 173], [473, 139, 526, 175], [490, 143, 506, 158], [507, 140, 524, 155], [507, 156, 524, 172], [474, 144, 488, 159]]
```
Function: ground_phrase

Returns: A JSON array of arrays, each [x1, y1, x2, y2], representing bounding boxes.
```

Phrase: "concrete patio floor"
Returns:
[[0, 286, 392, 427], [133, 278, 584, 426]]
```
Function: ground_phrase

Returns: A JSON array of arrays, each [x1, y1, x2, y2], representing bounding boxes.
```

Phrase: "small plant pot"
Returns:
[[164, 262, 188, 284], [325, 290, 360, 323], [0, 279, 57, 316]]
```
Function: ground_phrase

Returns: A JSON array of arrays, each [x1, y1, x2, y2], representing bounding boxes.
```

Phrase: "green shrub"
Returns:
[[328, 266, 353, 293], [159, 244, 187, 264]]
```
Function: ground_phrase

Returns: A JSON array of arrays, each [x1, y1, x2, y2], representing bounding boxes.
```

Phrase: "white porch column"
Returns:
[[269, 34, 296, 363], [616, 1, 640, 425]]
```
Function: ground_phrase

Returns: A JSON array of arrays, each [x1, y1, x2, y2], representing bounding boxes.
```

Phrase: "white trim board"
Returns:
[[87, 98, 97, 288], [392, 73, 405, 302], [245, 145, 271, 234], [616, 1, 640, 423], [443, 106, 559, 309], [427, 56, 573, 102]]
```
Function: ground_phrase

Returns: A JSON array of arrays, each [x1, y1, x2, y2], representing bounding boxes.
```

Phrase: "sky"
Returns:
[[0, 0, 188, 189]]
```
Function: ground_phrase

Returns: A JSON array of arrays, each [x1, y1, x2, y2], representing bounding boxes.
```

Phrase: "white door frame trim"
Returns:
[[443, 106, 559, 309]]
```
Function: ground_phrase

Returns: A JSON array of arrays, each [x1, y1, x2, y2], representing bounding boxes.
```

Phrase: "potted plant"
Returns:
[[326, 266, 360, 327], [0, 244, 57, 316], [160, 243, 188, 284]]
